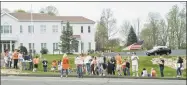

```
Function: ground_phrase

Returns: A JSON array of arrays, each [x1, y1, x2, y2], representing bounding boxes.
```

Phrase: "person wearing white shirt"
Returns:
[[84, 54, 92, 75], [75, 54, 84, 78], [18, 52, 24, 71], [8, 51, 12, 68], [141, 68, 148, 77], [131, 52, 139, 77]]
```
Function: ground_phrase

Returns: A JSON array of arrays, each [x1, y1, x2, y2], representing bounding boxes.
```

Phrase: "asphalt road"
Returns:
[[103, 49, 186, 56], [1, 76, 186, 85]]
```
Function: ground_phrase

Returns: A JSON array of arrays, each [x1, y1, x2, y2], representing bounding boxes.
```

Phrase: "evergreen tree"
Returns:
[[59, 22, 78, 53], [126, 26, 138, 46]]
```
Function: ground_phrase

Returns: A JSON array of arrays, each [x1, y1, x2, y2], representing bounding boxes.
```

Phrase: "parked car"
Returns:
[[146, 46, 171, 56]]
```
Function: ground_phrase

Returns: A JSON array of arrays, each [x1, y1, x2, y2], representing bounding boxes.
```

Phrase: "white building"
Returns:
[[1, 11, 96, 54]]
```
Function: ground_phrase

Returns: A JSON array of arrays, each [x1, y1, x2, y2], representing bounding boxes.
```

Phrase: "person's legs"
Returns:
[[132, 65, 135, 76], [65, 69, 68, 77], [160, 66, 164, 77], [61, 69, 64, 77], [86, 63, 91, 75], [124, 68, 127, 76], [135, 65, 139, 77], [126, 67, 130, 76], [178, 67, 182, 76]]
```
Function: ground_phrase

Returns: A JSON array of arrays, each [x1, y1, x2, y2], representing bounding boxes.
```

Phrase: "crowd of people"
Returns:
[[1, 49, 184, 78]]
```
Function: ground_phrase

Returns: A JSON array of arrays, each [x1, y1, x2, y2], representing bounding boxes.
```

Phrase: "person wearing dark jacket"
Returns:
[[176, 56, 183, 78], [110, 56, 116, 75], [158, 57, 165, 77], [42, 58, 48, 72]]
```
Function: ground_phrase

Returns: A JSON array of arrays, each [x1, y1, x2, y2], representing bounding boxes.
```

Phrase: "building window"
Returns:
[[28, 25, 34, 33], [1, 25, 12, 34], [81, 42, 84, 53], [52, 25, 58, 33], [40, 25, 46, 33], [81, 26, 83, 33], [53, 43, 58, 50], [74, 41, 79, 52], [88, 42, 91, 50], [20, 43, 23, 46], [41, 43, 47, 49], [88, 26, 91, 33], [20, 25, 23, 33], [29, 43, 34, 50]]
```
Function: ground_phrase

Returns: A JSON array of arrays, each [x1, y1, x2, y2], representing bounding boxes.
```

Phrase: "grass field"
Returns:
[[25, 54, 186, 78]]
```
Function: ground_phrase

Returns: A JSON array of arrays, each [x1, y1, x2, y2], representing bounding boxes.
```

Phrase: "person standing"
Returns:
[[131, 52, 139, 77], [4, 49, 9, 68], [75, 54, 84, 78], [18, 51, 24, 71], [122, 58, 130, 76], [84, 53, 92, 75], [13, 49, 19, 69], [33, 56, 40, 72], [115, 53, 122, 76], [61, 54, 70, 78], [8, 51, 12, 69], [42, 58, 48, 72], [176, 56, 183, 78], [110, 56, 116, 75], [158, 56, 165, 77]]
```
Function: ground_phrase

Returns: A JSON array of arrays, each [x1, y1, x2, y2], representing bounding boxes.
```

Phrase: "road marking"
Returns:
[[1, 78, 186, 84]]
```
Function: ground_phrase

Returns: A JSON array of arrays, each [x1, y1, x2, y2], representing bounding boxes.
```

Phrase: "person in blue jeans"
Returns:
[[176, 56, 183, 78], [159, 57, 165, 77], [85, 54, 92, 75], [75, 54, 84, 78]]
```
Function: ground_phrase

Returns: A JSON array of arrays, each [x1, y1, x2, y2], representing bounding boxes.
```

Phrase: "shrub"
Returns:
[[40, 48, 48, 54], [88, 49, 95, 54], [19, 46, 28, 55]]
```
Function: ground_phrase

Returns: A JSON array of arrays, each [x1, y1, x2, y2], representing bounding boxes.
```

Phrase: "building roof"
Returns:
[[7, 12, 95, 23]]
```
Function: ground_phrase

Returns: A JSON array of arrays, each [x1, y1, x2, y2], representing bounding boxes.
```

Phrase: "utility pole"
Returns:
[[137, 18, 140, 40]]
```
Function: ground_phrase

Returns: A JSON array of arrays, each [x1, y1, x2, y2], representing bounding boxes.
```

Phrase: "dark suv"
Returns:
[[146, 46, 171, 56]]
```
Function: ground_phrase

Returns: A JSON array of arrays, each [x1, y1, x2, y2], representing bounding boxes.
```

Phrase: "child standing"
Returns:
[[122, 59, 130, 76], [51, 60, 57, 72], [42, 58, 48, 72]]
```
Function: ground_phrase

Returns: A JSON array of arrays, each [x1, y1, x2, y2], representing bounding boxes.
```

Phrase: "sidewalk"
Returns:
[[1, 73, 186, 80]]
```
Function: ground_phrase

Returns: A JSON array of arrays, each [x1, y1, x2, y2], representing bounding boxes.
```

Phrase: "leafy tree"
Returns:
[[18, 46, 28, 55], [59, 22, 78, 53], [40, 48, 48, 54], [14, 9, 26, 13], [39, 5, 59, 16], [126, 26, 138, 46]]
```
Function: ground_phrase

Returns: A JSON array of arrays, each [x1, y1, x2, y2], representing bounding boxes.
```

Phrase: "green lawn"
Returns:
[[26, 54, 186, 78]]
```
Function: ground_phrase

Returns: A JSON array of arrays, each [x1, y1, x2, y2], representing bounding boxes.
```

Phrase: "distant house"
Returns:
[[1, 11, 96, 54]]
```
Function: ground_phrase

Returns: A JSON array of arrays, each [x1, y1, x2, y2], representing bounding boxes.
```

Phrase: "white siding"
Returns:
[[1, 13, 96, 54]]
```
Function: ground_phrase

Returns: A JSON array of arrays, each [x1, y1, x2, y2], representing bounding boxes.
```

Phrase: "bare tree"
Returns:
[[40, 5, 59, 16], [167, 5, 186, 49], [119, 20, 131, 45], [100, 8, 117, 39]]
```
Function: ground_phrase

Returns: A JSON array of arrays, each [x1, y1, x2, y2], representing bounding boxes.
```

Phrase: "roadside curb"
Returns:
[[1, 74, 186, 80]]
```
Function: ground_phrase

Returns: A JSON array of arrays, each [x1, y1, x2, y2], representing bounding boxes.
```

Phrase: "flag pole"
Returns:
[[31, 4, 34, 57]]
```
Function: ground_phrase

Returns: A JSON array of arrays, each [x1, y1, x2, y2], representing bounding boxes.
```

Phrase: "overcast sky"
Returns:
[[1, 2, 185, 38]]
